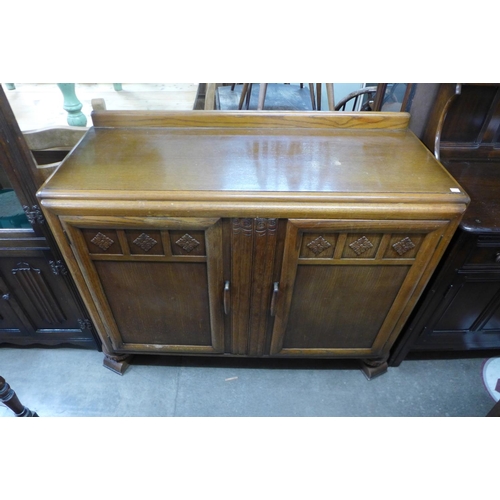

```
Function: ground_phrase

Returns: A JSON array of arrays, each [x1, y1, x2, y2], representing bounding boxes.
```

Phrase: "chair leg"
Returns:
[[315, 83, 322, 110], [325, 83, 335, 111], [238, 83, 249, 110], [257, 83, 268, 110], [245, 83, 253, 110], [308, 83, 316, 110], [0, 376, 38, 417]]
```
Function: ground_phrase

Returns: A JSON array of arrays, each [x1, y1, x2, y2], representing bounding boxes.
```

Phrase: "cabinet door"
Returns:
[[62, 217, 225, 354], [0, 230, 96, 347], [414, 271, 500, 350], [270, 219, 447, 357]]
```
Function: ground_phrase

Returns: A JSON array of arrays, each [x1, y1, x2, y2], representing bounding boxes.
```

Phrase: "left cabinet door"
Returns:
[[62, 217, 225, 354]]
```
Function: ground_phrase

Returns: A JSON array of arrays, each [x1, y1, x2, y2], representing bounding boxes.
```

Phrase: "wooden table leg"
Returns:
[[0, 376, 38, 417]]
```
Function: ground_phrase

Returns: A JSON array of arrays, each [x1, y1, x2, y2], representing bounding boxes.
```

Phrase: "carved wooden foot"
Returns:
[[103, 353, 133, 375], [0, 376, 38, 417], [360, 356, 389, 380]]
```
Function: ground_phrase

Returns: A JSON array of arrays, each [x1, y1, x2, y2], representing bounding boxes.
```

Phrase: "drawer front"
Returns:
[[464, 236, 500, 268]]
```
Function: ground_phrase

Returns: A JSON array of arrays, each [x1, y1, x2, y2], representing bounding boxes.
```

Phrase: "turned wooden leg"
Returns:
[[0, 376, 38, 417], [360, 355, 389, 380], [57, 83, 87, 126], [103, 351, 133, 375]]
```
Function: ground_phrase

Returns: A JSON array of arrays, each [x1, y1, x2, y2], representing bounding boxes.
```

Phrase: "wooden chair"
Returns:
[[335, 84, 413, 112], [23, 126, 87, 185], [237, 83, 335, 111]]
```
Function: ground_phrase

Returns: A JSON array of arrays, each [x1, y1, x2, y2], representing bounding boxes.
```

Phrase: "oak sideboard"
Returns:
[[37, 110, 469, 377]]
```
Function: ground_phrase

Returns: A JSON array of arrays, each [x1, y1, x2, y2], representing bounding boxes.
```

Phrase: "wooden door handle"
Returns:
[[270, 282, 279, 317], [223, 281, 230, 315]]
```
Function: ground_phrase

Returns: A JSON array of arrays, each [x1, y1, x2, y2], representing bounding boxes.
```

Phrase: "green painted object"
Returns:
[[57, 83, 87, 126]]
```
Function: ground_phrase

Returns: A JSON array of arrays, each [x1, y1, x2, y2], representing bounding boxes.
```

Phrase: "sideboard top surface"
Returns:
[[39, 122, 468, 206]]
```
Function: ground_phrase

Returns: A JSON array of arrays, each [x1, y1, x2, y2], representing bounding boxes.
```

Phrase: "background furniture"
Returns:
[[23, 126, 87, 182], [0, 87, 99, 348], [38, 110, 467, 377], [390, 83, 500, 365], [204, 83, 335, 111]]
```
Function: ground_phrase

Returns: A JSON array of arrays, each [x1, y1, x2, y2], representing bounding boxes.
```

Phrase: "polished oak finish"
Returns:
[[38, 110, 468, 376]]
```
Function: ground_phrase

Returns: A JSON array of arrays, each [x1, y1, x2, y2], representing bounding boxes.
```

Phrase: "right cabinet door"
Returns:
[[270, 219, 448, 357]]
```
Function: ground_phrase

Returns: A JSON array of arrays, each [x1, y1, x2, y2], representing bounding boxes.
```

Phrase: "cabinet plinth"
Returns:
[[37, 111, 468, 376]]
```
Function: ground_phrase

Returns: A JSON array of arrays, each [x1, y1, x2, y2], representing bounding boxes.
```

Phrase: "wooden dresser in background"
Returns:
[[0, 87, 98, 348], [37, 110, 468, 377], [390, 83, 500, 365]]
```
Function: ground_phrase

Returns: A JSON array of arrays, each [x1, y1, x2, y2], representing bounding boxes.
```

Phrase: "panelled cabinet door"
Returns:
[[0, 250, 95, 346], [62, 217, 225, 354], [270, 219, 448, 357], [415, 271, 500, 349]]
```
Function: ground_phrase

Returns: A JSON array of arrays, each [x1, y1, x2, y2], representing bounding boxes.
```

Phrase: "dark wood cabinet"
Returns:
[[0, 88, 98, 348], [37, 110, 468, 376], [390, 84, 500, 365]]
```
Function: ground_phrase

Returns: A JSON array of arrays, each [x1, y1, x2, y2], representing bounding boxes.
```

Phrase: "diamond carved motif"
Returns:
[[176, 233, 201, 253], [349, 236, 374, 256], [91, 232, 114, 251], [307, 236, 332, 255], [392, 237, 416, 256], [133, 233, 158, 252]]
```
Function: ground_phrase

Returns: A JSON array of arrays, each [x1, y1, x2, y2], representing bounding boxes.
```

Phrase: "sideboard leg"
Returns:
[[360, 355, 389, 380], [0, 376, 38, 417], [103, 352, 133, 375]]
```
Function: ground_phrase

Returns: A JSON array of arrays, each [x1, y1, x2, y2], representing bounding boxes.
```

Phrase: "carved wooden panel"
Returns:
[[343, 234, 382, 258], [83, 229, 122, 254], [271, 219, 447, 356], [11, 262, 66, 324], [61, 217, 224, 353], [170, 230, 206, 256], [126, 230, 163, 255], [175, 233, 201, 252], [0, 274, 33, 333], [384, 234, 424, 259], [300, 233, 336, 258], [230, 217, 278, 355]]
